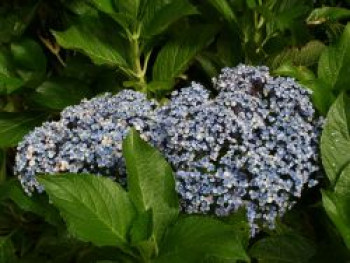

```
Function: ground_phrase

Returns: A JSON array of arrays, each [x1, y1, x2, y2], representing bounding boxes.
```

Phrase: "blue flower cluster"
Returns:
[[15, 65, 322, 235], [15, 90, 158, 193]]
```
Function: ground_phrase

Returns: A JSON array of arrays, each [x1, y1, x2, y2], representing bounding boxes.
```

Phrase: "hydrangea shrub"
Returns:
[[15, 65, 322, 234]]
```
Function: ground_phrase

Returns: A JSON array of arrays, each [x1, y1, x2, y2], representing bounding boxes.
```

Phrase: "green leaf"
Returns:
[[221, 207, 250, 249], [196, 53, 220, 78], [268, 40, 326, 69], [30, 78, 92, 110], [130, 209, 153, 244], [217, 31, 242, 67], [247, 0, 257, 9], [259, 0, 309, 32], [273, 64, 315, 84], [10, 38, 47, 88], [0, 3, 38, 43], [309, 79, 335, 116], [153, 25, 218, 81], [0, 235, 16, 263], [0, 112, 46, 147], [324, 22, 345, 44], [334, 164, 350, 208], [249, 232, 316, 263], [154, 216, 249, 263], [115, 0, 140, 18], [53, 15, 129, 70], [38, 174, 136, 248], [0, 180, 62, 226], [63, 0, 97, 15], [92, 0, 116, 14], [318, 23, 350, 91], [323, 163, 350, 249], [123, 129, 179, 243], [11, 38, 46, 72], [307, 7, 350, 25], [90, 0, 133, 34], [322, 189, 350, 249], [0, 47, 23, 94], [321, 93, 350, 185], [141, 0, 198, 39], [147, 80, 174, 94], [207, 0, 237, 23], [139, 0, 168, 26], [129, 210, 156, 260]]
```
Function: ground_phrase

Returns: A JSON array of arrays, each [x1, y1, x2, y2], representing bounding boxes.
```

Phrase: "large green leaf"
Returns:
[[53, 15, 129, 70], [141, 0, 198, 39], [249, 232, 316, 263], [322, 164, 350, 249], [0, 112, 46, 147], [123, 129, 179, 243], [152, 25, 218, 81], [0, 235, 16, 263], [307, 7, 350, 25], [38, 174, 136, 248], [154, 216, 249, 263], [321, 93, 350, 185], [0, 180, 62, 226], [318, 23, 350, 92], [30, 78, 92, 110]]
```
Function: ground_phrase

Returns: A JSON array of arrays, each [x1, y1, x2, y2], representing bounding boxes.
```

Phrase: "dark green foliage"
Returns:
[[1, 0, 350, 262]]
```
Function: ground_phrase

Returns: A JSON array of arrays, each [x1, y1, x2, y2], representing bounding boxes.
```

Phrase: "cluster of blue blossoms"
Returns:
[[15, 65, 322, 235]]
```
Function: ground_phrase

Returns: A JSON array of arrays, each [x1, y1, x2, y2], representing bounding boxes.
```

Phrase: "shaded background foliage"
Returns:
[[1, 0, 350, 262]]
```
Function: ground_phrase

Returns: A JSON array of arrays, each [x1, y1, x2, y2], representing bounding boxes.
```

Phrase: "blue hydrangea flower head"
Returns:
[[14, 64, 322, 235]]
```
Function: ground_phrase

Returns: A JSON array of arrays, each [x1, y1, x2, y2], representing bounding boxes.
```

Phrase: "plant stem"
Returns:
[[130, 27, 147, 91]]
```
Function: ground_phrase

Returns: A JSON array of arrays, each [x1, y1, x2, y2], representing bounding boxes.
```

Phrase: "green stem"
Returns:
[[130, 27, 147, 91]]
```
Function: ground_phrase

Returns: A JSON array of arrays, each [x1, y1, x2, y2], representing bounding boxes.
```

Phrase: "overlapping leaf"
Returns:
[[123, 129, 179, 243], [38, 174, 136, 248]]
